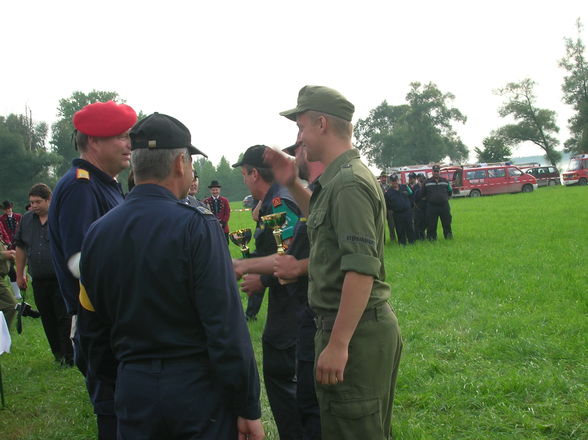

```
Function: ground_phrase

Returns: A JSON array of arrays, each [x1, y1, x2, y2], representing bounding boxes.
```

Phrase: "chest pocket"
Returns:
[[307, 208, 327, 231]]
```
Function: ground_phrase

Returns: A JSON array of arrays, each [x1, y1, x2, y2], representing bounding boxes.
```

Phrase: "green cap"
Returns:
[[280, 85, 355, 122]]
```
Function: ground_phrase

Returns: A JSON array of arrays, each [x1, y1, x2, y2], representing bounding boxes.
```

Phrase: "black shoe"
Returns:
[[15, 302, 41, 318]]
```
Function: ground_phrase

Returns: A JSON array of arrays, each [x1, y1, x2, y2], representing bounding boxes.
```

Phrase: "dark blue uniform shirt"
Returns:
[[253, 183, 304, 350], [49, 158, 124, 314], [79, 184, 261, 419], [385, 184, 413, 213]]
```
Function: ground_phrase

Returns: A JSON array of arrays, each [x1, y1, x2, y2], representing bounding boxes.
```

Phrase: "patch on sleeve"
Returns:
[[272, 197, 282, 208], [344, 234, 376, 247], [76, 169, 90, 180], [79, 282, 95, 312]]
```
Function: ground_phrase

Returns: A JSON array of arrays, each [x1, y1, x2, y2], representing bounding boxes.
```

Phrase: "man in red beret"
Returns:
[[48, 100, 137, 440]]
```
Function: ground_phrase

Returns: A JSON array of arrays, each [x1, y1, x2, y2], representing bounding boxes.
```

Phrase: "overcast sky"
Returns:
[[1, 0, 586, 168]]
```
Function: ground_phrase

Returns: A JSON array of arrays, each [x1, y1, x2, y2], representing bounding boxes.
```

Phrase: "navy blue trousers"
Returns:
[[115, 358, 237, 439]]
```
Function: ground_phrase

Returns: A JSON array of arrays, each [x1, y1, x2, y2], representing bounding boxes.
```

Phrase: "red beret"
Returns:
[[73, 101, 137, 137]]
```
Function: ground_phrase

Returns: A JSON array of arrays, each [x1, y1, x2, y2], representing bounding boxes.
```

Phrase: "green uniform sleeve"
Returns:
[[333, 183, 381, 277]]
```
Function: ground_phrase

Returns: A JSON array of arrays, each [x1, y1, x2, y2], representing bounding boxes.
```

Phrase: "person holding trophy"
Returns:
[[232, 145, 304, 440]]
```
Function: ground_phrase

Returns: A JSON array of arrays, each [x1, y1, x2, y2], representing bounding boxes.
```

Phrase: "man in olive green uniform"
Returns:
[[266, 85, 402, 440]]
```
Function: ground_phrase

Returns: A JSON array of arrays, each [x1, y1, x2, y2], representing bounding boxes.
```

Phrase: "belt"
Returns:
[[314, 302, 392, 332], [122, 353, 209, 368]]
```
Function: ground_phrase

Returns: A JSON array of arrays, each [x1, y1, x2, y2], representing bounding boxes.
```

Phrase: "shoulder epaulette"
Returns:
[[76, 169, 90, 180]]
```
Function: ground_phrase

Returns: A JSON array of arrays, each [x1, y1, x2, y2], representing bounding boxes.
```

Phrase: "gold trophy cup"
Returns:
[[229, 228, 252, 258], [261, 212, 295, 284]]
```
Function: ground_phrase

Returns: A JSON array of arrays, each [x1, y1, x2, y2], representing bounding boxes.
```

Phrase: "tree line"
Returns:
[[355, 19, 588, 169], [0, 90, 250, 208], [1, 20, 586, 207]]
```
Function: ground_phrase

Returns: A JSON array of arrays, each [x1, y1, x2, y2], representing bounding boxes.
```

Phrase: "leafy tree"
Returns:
[[559, 18, 588, 155], [474, 133, 513, 163], [354, 82, 468, 168], [496, 79, 562, 168], [0, 116, 60, 207], [50, 90, 120, 176]]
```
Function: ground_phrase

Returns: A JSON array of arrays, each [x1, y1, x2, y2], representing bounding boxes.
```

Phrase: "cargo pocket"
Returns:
[[330, 397, 379, 420]]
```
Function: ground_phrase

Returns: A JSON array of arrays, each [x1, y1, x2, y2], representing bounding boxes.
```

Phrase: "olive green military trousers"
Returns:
[[314, 302, 402, 440]]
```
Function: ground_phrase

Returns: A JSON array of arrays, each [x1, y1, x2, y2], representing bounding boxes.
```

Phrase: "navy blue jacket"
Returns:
[[385, 184, 413, 213], [79, 184, 261, 419], [253, 183, 304, 349], [49, 159, 124, 314]]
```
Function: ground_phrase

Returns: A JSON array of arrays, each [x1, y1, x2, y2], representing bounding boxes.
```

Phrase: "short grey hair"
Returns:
[[131, 148, 190, 182]]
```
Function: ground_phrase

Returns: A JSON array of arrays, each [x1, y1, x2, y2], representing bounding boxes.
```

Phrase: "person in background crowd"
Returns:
[[423, 164, 453, 240], [48, 100, 137, 439], [184, 173, 202, 207], [384, 175, 415, 245], [412, 173, 427, 240], [25, 203, 32, 212], [203, 180, 230, 241], [0, 241, 17, 328], [378, 173, 396, 243], [1, 200, 23, 299], [15, 183, 73, 366], [233, 144, 304, 440], [1, 200, 22, 245], [270, 85, 403, 440], [79, 112, 263, 440]]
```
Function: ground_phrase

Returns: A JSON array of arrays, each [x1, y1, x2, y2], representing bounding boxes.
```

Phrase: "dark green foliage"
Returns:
[[0, 115, 60, 207], [474, 134, 513, 163], [354, 82, 468, 168], [496, 79, 562, 168], [559, 18, 588, 155], [193, 155, 249, 202]]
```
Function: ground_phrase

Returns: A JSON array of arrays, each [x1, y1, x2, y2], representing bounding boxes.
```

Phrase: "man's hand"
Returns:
[[316, 340, 348, 385], [1, 250, 15, 261], [273, 254, 301, 280], [240, 274, 264, 295], [233, 259, 245, 280], [16, 273, 27, 290], [237, 417, 265, 440], [263, 147, 298, 187]]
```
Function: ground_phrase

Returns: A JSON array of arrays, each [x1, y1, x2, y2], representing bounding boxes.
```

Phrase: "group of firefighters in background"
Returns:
[[379, 164, 453, 245]]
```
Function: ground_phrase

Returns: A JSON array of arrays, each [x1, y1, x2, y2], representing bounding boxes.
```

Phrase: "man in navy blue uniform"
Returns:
[[384, 175, 416, 245], [232, 145, 304, 440], [422, 164, 453, 240], [79, 113, 264, 440], [48, 100, 137, 439]]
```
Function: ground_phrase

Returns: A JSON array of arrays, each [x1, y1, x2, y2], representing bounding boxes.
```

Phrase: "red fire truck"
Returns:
[[562, 153, 588, 186], [444, 164, 538, 197]]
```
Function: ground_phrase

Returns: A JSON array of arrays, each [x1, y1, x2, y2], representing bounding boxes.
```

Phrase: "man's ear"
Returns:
[[174, 152, 185, 176]]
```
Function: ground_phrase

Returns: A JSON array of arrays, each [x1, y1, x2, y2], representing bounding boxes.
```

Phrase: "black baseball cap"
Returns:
[[130, 112, 207, 157], [232, 145, 269, 168], [408, 172, 417, 179], [282, 142, 301, 157]]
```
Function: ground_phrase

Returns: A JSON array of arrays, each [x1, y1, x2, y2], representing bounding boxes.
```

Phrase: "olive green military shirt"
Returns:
[[307, 148, 391, 314]]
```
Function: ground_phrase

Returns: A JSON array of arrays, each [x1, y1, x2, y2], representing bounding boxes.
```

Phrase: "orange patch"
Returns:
[[272, 197, 282, 208], [76, 169, 90, 180]]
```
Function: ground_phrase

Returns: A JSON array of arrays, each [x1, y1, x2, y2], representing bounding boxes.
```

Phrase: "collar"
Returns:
[[318, 149, 359, 187], [72, 158, 119, 186], [127, 184, 179, 201]]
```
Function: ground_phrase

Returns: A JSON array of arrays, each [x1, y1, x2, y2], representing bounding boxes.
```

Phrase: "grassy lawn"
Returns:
[[0, 185, 586, 439]]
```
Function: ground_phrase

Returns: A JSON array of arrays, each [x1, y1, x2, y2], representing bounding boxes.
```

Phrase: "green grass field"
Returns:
[[1, 186, 586, 439]]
